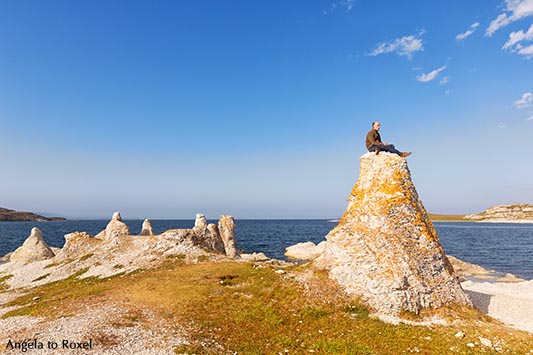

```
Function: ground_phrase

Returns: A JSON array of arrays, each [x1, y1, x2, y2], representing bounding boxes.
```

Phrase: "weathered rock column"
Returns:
[[96, 212, 130, 241], [219, 215, 238, 258], [315, 152, 471, 315], [140, 219, 154, 236]]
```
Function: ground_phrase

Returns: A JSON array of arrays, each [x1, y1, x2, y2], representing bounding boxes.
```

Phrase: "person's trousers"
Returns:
[[368, 144, 402, 155]]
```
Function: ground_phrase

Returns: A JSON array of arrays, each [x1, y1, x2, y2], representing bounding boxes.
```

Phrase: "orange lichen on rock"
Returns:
[[315, 152, 471, 316]]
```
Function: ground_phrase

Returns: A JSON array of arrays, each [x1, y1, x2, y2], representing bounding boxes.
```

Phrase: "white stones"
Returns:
[[315, 153, 472, 316], [454, 331, 466, 338], [479, 337, 492, 348], [140, 219, 154, 236], [285, 241, 326, 260], [194, 214, 208, 230], [9, 228, 55, 264], [219, 215, 238, 258], [240, 252, 269, 262]]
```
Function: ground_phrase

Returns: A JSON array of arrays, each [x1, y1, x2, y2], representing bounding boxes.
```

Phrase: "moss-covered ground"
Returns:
[[1, 260, 532, 354]]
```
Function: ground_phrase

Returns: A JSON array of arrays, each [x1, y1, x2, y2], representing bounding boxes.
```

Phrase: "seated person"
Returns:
[[365, 121, 411, 158]]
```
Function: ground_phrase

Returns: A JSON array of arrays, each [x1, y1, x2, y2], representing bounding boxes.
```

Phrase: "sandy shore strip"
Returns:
[[461, 280, 533, 334]]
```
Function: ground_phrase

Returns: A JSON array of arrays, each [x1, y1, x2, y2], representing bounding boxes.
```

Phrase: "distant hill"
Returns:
[[0, 207, 66, 222], [427, 213, 467, 222], [464, 204, 533, 223]]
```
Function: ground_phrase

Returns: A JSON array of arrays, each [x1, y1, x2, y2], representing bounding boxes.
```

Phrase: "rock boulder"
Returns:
[[219, 215, 238, 258], [9, 228, 55, 264], [315, 152, 472, 315], [140, 219, 154, 236]]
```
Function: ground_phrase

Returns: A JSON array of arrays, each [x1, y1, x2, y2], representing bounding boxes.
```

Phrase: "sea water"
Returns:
[[0, 220, 532, 280]]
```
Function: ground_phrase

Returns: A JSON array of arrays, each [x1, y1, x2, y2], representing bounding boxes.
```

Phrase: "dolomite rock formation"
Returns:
[[194, 214, 208, 230], [465, 204, 533, 223], [285, 241, 326, 260], [9, 228, 55, 264], [140, 219, 154, 236], [219, 215, 238, 258], [96, 212, 130, 241], [315, 152, 472, 315]]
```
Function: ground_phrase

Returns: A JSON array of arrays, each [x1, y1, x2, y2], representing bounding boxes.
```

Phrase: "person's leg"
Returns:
[[378, 144, 403, 156], [368, 146, 381, 154]]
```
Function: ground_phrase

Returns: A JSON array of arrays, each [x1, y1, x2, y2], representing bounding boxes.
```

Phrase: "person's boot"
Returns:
[[400, 152, 412, 158]]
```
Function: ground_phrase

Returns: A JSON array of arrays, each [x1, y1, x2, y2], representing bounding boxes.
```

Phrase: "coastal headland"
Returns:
[[1, 153, 532, 354], [0, 207, 65, 222]]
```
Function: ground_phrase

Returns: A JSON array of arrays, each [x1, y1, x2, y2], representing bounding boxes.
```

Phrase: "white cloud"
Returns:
[[445, 90, 451, 96], [517, 43, 533, 57], [368, 31, 424, 60], [526, 116, 533, 120], [325, 0, 354, 14], [456, 22, 481, 40], [502, 24, 533, 49], [514, 92, 533, 109], [497, 122, 508, 128], [417, 65, 446, 82], [486, 0, 533, 36], [440, 76, 450, 85]]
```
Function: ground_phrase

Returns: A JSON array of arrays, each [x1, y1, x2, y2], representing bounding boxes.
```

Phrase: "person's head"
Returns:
[[372, 121, 381, 131]]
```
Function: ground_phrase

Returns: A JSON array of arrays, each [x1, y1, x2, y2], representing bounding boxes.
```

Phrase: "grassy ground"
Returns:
[[2, 259, 532, 354], [428, 213, 468, 222]]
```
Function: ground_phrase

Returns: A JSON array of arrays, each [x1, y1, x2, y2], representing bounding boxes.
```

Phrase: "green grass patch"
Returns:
[[1, 261, 532, 354], [44, 262, 60, 269], [0, 274, 14, 292], [32, 273, 51, 282], [197, 254, 210, 262], [79, 253, 94, 262]]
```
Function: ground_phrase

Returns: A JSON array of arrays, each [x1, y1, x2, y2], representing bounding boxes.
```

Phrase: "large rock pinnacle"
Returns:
[[315, 152, 472, 315]]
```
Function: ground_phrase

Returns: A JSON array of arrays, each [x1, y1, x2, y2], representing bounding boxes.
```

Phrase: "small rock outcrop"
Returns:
[[315, 152, 472, 315], [9, 228, 55, 264], [219, 215, 238, 258], [194, 214, 208, 230], [285, 241, 326, 260], [97, 212, 130, 241], [140, 219, 154, 236], [465, 204, 533, 223]]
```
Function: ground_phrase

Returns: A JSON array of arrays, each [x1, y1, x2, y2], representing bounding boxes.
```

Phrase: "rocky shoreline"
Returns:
[[0, 207, 66, 222], [465, 204, 533, 223]]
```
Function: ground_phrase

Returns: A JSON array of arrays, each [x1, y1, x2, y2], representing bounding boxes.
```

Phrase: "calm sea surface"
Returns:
[[0, 220, 532, 280]]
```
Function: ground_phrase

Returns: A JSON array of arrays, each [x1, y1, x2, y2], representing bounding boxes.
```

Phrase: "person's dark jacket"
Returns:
[[365, 129, 384, 150]]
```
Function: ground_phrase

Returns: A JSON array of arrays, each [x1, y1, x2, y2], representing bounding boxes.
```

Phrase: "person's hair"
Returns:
[[372, 121, 379, 128]]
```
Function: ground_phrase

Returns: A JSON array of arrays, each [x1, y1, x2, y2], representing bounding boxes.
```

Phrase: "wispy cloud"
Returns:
[[440, 76, 450, 85], [514, 92, 533, 109], [456, 22, 480, 40], [486, 0, 533, 36], [502, 24, 533, 49], [368, 31, 424, 60], [497, 122, 508, 128], [526, 116, 533, 120], [324, 0, 355, 14], [516, 43, 533, 58], [417, 65, 446, 82]]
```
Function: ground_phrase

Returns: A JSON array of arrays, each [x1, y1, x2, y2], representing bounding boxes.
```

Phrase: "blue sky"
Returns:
[[1, 0, 532, 219]]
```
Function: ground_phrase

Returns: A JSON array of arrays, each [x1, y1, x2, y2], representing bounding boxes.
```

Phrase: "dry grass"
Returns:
[[428, 213, 468, 222], [0, 274, 13, 292], [2, 261, 533, 354]]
